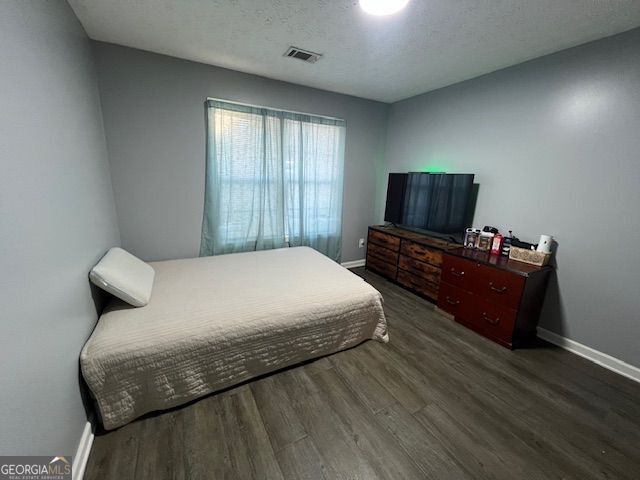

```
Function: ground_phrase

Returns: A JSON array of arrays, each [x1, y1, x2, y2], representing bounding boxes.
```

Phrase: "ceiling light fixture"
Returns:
[[359, 0, 410, 16]]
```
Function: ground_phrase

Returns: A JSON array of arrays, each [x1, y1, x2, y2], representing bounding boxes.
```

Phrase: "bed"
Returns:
[[81, 247, 388, 430]]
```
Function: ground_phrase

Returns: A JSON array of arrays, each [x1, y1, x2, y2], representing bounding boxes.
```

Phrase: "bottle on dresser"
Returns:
[[477, 226, 498, 251], [501, 230, 514, 256], [463, 228, 481, 248], [491, 232, 504, 255]]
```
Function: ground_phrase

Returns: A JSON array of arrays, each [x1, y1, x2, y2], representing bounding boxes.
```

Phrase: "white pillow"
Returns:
[[90, 247, 155, 307]]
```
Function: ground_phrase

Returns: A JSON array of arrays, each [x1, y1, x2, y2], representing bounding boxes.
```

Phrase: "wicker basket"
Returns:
[[509, 246, 551, 266]]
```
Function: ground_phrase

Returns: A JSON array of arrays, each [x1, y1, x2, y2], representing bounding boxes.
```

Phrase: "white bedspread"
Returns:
[[81, 247, 388, 430]]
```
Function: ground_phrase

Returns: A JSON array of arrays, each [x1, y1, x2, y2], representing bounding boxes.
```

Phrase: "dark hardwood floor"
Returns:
[[84, 267, 640, 479]]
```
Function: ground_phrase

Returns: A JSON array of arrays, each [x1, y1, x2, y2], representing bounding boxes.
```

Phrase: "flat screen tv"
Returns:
[[384, 172, 475, 236]]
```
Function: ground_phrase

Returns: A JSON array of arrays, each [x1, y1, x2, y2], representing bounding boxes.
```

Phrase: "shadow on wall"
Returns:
[[89, 281, 112, 317], [464, 183, 480, 229], [538, 240, 567, 337]]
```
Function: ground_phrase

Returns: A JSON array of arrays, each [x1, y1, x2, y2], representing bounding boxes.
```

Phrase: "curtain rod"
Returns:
[[206, 97, 344, 122]]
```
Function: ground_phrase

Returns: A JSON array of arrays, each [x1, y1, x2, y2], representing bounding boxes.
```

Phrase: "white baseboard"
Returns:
[[341, 259, 366, 268], [72, 421, 94, 480], [537, 327, 640, 384]]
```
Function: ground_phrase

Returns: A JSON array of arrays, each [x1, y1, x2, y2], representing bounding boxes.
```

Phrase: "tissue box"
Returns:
[[509, 246, 551, 266]]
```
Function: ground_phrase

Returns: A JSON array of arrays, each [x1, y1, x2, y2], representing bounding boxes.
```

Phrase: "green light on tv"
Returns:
[[421, 163, 449, 173], [419, 151, 458, 173]]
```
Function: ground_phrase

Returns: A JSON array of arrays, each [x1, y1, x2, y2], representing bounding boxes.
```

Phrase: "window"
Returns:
[[200, 99, 346, 261]]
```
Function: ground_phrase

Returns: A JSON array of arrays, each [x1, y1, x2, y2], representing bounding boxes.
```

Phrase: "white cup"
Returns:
[[537, 235, 553, 254]]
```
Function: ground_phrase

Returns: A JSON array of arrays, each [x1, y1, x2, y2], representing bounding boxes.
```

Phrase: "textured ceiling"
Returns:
[[69, 0, 640, 102]]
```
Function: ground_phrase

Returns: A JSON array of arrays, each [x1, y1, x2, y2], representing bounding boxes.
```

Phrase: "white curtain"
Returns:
[[200, 100, 345, 261]]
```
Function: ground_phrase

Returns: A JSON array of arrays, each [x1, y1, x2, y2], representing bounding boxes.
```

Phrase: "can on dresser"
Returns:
[[464, 228, 481, 248], [477, 232, 494, 251]]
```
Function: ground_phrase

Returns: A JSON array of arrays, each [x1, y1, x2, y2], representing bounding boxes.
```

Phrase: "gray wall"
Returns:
[[385, 29, 640, 367], [0, 1, 120, 455], [93, 42, 388, 263]]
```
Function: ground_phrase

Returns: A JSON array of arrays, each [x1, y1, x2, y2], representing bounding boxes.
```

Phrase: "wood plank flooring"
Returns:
[[84, 267, 640, 479]]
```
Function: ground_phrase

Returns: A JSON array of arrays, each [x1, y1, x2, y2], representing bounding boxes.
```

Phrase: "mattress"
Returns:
[[81, 247, 388, 430]]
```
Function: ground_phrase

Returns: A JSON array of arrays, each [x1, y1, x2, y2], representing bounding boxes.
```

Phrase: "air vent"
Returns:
[[284, 46, 322, 63]]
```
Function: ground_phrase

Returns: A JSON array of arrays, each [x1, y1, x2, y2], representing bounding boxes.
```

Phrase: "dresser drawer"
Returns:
[[366, 254, 397, 279], [400, 240, 443, 267], [397, 270, 438, 300], [474, 264, 525, 310], [442, 254, 525, 309], [367, 241, 399, 265], [438, 282, 517, 344], [368, 229, 400, 252], [398, 255, 441, 283], [437, 282, 477, 321], [473, 300, 518, 345], [441, 255, 479, 292]]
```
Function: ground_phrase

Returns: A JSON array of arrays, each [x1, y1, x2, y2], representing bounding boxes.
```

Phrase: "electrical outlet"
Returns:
[[358, 238, 365, 248]]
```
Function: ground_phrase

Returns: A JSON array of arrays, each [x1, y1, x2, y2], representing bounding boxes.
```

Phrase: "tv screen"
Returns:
[[384, 172, 475, 235]]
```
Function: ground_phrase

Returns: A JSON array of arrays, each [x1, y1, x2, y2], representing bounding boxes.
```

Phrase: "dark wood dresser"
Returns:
[[437, 248, 552, 349], [365, 225, 459, 302]]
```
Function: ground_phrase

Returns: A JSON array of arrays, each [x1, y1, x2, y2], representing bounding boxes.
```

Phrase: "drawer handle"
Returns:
[[482, 312, 500, 325], [489, 282, 507, 293], [445, 296, 460, 306], [450, 268, 465, 277]]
